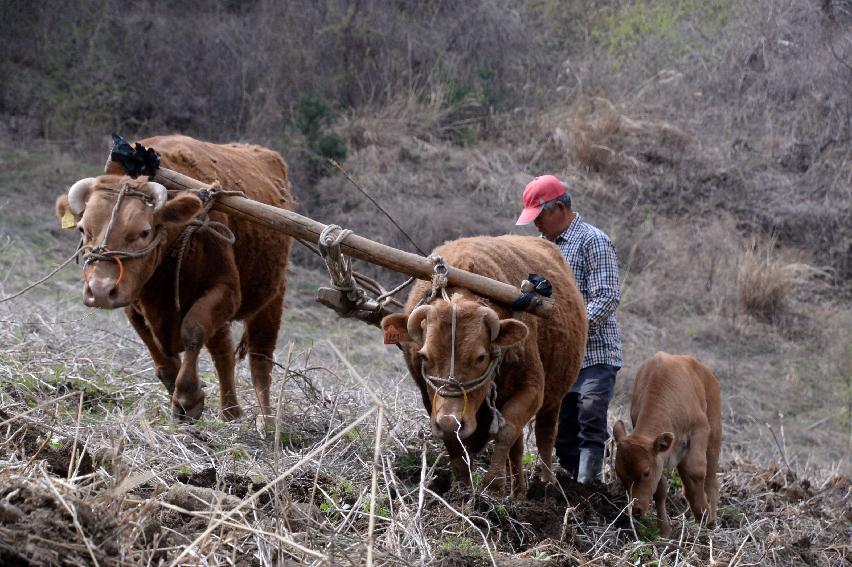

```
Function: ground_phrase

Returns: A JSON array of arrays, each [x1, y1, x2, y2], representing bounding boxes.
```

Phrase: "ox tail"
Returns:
[[236, 332, 249, 361]]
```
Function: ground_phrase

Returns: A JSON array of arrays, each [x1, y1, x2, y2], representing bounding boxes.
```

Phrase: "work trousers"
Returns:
[[555, 364, 619, 469]]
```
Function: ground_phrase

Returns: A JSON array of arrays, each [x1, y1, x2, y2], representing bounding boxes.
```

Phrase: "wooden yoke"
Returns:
[[149, 166, 555, 318]]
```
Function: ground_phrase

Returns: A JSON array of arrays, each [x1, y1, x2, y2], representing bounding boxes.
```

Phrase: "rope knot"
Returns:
[[426, 256, 450, 303], [318, 224, 359, 300]]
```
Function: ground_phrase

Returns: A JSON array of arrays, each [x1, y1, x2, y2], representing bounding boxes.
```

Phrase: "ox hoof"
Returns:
[[222, 405, 243, 421], [481, 476, 506, 497], [172, 393, 205, 421]]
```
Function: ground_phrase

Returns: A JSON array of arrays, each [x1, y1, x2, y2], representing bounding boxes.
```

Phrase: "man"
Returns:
[[516, 174, 623, 484]]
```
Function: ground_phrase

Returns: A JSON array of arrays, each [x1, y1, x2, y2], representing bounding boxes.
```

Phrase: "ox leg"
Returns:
[[443, 435, 473, 486], [534, 404, 560, 485], [482, 419, 520, 496], [654, 476, 672, 538], [206, 325, 241, 420], [173, 287, 238, 420], [243, 294, 285, 421], [125, 308, 180, 396], [508, 436, 526, 497], [172, 322, 206, 420], [483, 371, 544, 496]]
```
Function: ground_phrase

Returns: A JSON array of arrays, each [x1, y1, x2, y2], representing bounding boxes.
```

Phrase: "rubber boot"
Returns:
[[559, 453, 579, 480], [577, 448, 604, 484]]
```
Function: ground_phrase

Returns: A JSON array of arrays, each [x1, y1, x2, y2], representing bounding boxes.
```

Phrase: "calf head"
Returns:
[[56, 175, 201, 308], [612, 420, 674, 516], [381, 295, 528, 440]]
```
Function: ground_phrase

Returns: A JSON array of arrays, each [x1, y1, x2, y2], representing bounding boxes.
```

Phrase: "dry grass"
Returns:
[[1, 249, 850, 565]]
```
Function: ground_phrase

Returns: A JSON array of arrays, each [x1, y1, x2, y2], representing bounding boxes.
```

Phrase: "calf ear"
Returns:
[[613, 420, 627, 443], [494, 319, 529, 348], [159, 192, 202, 225], [380, 313, 412, 344], [654, 432, 674, 454]]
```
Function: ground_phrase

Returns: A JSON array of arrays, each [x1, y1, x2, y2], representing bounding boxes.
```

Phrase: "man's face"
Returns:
[[533, 204, 570, 241]]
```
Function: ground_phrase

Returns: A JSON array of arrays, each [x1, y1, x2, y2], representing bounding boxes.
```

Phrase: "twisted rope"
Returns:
[[318, 224, 356, 296], [172, 187, 239, 311]]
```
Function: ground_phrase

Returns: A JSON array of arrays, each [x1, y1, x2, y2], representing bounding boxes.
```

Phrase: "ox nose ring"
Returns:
[[82, 247, 125, 287]]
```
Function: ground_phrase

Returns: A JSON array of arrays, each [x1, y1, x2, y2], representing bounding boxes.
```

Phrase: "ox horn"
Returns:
[[407, 304, 433, 346], [67, 177, 97, 215], [482, 307, 501, 342], [139, 182, 168, 211]]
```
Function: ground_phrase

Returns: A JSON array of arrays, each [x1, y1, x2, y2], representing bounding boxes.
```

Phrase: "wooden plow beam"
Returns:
[[118, 161, 554, 320]]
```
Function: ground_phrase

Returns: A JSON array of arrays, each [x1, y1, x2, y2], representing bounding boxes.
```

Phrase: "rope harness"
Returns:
[[78, 184, 239, 312], [79, 185, 166, 288], [171, 186, 239, 311], [418, 259, 506, 436]]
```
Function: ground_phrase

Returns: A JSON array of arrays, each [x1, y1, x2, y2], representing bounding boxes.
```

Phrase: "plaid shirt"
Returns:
[[554, 214, 623, 368]]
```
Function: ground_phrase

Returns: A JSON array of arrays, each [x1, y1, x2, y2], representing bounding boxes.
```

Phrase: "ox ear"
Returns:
[[55, 194, 79, 229], [380, 313, 412, 345], [158, 192, 202, 225], [613, 420, 628, 443], [654, 432, 674, 454], [493, 318, 529, 348]]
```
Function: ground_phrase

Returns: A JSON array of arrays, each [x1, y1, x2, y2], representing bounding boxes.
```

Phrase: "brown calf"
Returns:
[[613, 352, 721, 537], [381, 235, 586, 496]]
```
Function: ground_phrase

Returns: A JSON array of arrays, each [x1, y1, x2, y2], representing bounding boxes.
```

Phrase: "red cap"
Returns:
[[515, 175, 567, 225]]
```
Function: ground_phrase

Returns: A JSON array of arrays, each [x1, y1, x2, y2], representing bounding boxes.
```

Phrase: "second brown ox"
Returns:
[[381, 235, 587, 496], [55, 135, 293, 421], [613, 352, 722, 537]]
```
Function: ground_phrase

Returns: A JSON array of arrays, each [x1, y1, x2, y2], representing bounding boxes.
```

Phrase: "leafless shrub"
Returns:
[[737, 237, 800, 324]]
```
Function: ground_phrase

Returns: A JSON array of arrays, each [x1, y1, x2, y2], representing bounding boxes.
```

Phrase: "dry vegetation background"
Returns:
[[0, 0, 850, 565]]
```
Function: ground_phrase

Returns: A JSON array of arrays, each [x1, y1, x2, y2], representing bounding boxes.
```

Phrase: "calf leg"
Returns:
[[125, 308, 180, 395], [704, 435, 720, 528], [677, 433, 711, 527], [173, 286, 238, 420], [654, 476, 672, 538], [206, 325, 240, 420]]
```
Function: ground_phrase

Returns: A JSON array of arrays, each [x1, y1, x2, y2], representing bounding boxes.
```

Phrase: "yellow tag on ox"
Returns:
[[61, 211, 76, 229]]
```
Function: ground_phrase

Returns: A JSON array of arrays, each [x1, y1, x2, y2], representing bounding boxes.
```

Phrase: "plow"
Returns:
[[106, 135, 555, 325]]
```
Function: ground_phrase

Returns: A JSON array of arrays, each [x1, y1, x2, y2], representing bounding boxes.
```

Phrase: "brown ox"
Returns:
[[381, 236, 586, 496], [55, 135, 292, 421], [613, 352, 722, 537]]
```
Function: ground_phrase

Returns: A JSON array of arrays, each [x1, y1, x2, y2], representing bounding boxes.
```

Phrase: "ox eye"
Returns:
[[642, 469, 651, 479], [476, 353, 487, 364], [138, 229, 151, 240]]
